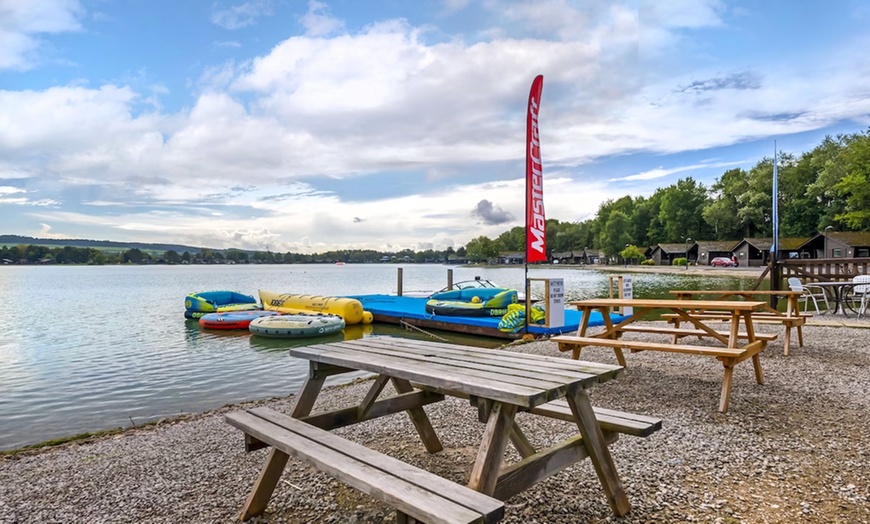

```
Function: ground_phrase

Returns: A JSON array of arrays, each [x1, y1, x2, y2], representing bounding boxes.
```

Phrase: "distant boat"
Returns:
[[335, 262, 346, 266]]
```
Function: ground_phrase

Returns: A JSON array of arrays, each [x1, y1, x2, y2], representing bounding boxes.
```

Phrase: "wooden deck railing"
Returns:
[[780, 258, 870, 282]]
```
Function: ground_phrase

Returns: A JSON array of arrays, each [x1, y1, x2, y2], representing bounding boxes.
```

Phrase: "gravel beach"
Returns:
[[2, 320, 869, 524]]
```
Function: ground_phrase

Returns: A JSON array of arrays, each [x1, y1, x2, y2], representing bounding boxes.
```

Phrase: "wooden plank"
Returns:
[[391, 378, 443, 454], [566, 386, 630, 516], [509, 422, 537, 459], [552, 336, 745, 357], [239, 447, 289, 520], [493, 431, 619, 502], [291, 344, 563, 408], [569, 298, 766, 311], [291, 367, 326, 418], [450, 388, 660, 438], [327, 340, 589, 390], [359, 374, 390, 418], [358, 338, 622, 378], [468, 402, 517, 496], [719, 364, 735, 413], [301, 390, 444, 431], [236, 408, 505, 524], [619, 325, 777, 341], [527, 401, 662, 438], [669, 289, 803, 296]]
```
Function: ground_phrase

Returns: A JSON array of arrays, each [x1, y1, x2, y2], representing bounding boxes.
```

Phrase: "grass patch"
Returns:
[[0, 421, 161, 457]]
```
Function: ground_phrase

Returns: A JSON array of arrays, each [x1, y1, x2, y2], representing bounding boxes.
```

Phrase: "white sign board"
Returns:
[[547, 278, 565, 327], [621, 275, 633, 316]]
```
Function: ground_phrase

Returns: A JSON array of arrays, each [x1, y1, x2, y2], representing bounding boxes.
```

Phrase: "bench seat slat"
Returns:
[[660, 313, 807, 323], [552, 335, 745, 357], [527, 401, 662, 437], [228, 407, 503, 524], [619, 325, 777, 341]]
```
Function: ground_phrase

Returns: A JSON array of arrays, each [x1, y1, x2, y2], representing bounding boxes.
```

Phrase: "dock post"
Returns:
[[447, 269, 453, 289], [397, 267, 403, 296]]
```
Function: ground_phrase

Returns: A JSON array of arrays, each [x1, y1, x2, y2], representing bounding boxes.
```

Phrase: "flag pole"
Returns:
[[770, 141, 780, 308]]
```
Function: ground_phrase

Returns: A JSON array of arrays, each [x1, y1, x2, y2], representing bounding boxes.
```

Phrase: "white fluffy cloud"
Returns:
[[0, 0, 83, 70]]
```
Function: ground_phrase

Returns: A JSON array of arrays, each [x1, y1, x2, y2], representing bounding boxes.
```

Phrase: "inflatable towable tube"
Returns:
[[185, 290, 260, 319], [425, 289, 519, 317], [259, 290, 369, 325], [249, 313, 346, 338]]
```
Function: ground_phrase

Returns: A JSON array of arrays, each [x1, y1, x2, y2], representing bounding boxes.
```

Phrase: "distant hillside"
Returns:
[[0, 235, 208, 254]]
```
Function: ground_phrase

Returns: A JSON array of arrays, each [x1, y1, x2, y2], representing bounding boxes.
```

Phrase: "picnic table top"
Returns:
[[289, 338, 623, 408], [568, 298, 768, 311], [669, 289, 803, 296]]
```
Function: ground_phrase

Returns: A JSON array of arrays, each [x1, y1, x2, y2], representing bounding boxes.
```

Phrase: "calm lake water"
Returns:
[[0, 264, 753, 451]]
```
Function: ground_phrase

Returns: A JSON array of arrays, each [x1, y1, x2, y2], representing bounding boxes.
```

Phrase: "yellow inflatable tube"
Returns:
[[259, 290, 368, 325]]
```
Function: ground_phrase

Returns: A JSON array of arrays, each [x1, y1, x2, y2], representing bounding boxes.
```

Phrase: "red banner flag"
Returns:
[[525, 75, 546, 263]]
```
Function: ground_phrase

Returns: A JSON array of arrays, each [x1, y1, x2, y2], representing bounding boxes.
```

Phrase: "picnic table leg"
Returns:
[[239, 448, 290, 520], [239, 363, 332, 520], [573, 307, 592, 359], [598, 307, 626, 367], [719, 360, 735, 413], [797, 324, 804, 347], [391, 378, 443, 453], [741, 312, 764, 384], [783, 326, 792, 356], [468, 401, 518, 495], [474, 397, 536, 458], [566, 386, 630, 516]]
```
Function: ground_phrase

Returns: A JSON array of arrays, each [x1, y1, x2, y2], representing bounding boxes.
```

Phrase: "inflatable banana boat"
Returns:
[[259, 290, 372, 325]]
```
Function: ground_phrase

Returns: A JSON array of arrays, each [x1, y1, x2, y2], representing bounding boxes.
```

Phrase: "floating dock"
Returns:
[[348, 294, 622, 339]]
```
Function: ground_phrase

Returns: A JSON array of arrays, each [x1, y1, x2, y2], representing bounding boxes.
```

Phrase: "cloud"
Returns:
[[299, 1, 344, 37], [609, 160, 747, 182], [211, 0, 273, 30], [0, 0, 84, 70], [471, 199, 514, 225], [213, 40, 242, 49], [681, 72, 761, 93]]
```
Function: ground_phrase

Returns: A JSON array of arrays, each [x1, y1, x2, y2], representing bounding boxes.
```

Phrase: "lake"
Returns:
[[0, 263, 753, 451]]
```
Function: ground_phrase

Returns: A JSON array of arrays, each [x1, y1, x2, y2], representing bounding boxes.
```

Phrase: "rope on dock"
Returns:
[[399, 320, 448, 342]]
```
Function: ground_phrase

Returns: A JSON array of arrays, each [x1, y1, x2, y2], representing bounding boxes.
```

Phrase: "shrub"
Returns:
[[672, 257, 688, 266], [640, 258, 655, 266]]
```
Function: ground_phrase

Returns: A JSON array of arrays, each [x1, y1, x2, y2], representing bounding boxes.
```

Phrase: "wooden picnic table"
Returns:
[[227, 338, 658, 522], [667, 289, 808, 355], [554, 298, 771, 412]]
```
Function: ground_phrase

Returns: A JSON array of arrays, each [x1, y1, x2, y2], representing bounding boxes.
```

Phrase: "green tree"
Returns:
[[599, 210, 632, 257], [465, 236, 498, 261], [704, 168, 747, 239], [658, 178, 711, 242]]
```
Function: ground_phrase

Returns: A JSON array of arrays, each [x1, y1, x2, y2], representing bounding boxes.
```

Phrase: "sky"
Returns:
[[2, 0, 870, 253]]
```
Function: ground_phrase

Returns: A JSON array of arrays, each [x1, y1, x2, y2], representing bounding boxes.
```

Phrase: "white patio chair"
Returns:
[[851, 275, 870, 318], [787, 277, 829, 314]]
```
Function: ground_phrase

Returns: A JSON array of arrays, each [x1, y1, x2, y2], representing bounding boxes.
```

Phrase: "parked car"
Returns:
[[710, 257, 738, 267]]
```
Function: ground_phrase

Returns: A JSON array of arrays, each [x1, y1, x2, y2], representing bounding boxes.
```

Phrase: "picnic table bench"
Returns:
[[553, 298, 771, 412], [667, 290, 809, 355], [226, 338, 661, 522]]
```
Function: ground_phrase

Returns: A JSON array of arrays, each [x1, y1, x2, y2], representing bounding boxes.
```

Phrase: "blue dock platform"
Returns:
[[348, 294, 623, 339]]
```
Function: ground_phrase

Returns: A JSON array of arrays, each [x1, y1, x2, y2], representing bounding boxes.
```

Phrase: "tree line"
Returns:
[[0, 245, 469, 265]]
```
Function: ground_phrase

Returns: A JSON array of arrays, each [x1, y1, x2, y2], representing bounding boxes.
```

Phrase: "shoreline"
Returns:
[[2, 323, 868, 523]]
